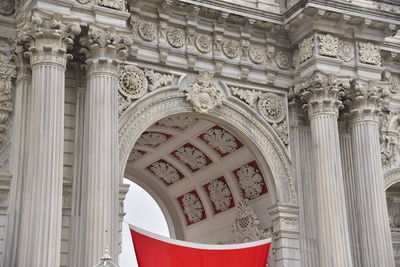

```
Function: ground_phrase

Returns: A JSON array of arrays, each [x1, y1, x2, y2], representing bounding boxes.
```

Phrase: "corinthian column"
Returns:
[[346, 79, 395, 267], [80, 26, 130, 266], [297, 72, 353, 266], [15, 13, 80, 267]]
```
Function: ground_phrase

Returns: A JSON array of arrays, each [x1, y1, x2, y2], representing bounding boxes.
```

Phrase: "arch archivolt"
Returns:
[[385, 168, 400, 190], [118, 79, 297, 206]]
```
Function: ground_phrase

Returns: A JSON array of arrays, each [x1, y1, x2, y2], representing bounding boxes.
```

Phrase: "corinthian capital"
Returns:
[[79, 25, 133, 74], [294, 71, 350, 117], [16, 13, 81, 67], [344, 79, 390, 122]]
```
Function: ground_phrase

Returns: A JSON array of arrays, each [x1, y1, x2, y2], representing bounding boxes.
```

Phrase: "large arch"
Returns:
[[118, 81, 297, 206]]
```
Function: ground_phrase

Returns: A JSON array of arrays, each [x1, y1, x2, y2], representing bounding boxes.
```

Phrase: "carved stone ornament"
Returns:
[[0, 0, 14, 15], [231, 199, 272, 244], [275, 51, 291, 70], [202, 127, 239, 155], [195, 34, 212, 53], [149, 161, 181, 185], [380, 112, 400, 171], [97, 0, 126, 11], [249, 46, 265, 64], [138, 21, 157, 42], [119, 65, 148, 99], [184, 71, 223, 113], [180, 191, 205, 224], [144, 69, 174, 91], [292, 36, 314, 69], [136, 132, 169, 147], [174, 145, 208, 171], [231, 87, 261, 108], [167, 27, 185, 48], [318, 34, 339, 57], [339, 41, 354, 62], [359, 42, 381, 65], [206, 178, 233, 213], [258, 93, 286, 123], [390, 75, 400, 93], [235, 163, 265, 200], [157, 116, 197, 130], [223, 39, 240, 59]]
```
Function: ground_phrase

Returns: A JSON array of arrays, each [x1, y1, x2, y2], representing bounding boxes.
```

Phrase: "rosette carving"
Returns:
[[223, 39, 239, 59], [118, 65, 148, 99], [167, 27, 185, 48], [184, 71, 223, 113], [249, 46, 265, 64], [258, 93, 286, 123], [195, 34, 212, 53], [138, 21, 157, 41], [275, 51, 291, 70]]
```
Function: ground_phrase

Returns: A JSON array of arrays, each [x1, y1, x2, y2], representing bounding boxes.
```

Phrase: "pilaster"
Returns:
[[345, 79, 395, 267], [80, 24, 131, 266], [15, 12, 80, 267], [295, 71, 353, 266]]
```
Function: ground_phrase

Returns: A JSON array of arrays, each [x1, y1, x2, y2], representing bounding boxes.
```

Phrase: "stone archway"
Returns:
[[385, 168, 400, 190]]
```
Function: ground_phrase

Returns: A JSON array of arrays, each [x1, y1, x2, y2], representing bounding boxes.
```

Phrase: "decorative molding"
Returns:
[[97, 0, 126, 11], [184, 71, 223, 113], [231, 199, 272, 243], [359, 42, 381, 65], [231, 87, 261, 108], [318, 34, 339, 57]]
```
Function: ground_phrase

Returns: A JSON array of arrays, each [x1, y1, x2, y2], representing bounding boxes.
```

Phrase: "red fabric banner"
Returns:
[[130, 225, 271, 267]]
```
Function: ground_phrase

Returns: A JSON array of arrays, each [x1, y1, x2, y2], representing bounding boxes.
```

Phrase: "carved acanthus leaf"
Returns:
[[292, 36, 314, 69], [144, 69, 174, 91], [231, 87, 261, 108], [318, 34, 339, 57], [359, 42, 381, 65]]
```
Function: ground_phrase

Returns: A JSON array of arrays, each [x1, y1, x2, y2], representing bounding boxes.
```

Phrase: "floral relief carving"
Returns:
[[258, 93, 286, 123], [200, 126, 242, 156], [144, 69, 174, 91], [184, 71, 223, 113], [119, 65, 148, 99], [156, 116, 197, 130], [359, 42, 381, 65], [231, 199, 272, 243], [273, 120, 289, 145], [249, 46, 266, 64], [138, 21, 157, 41], [339, 41, 354, 62], [172, 144, 211, 171], [292, 36, 314, 69], [318, 34, 339, 57], [390, 75, 400, 93], [128, 149, 145, 162], [167, 27, 185, 48], [136, 132, 170, 147], [275, 51, 291, 70], [223, 39, 240, 59], [179, 191, 205, 225], [195, 34, 212, 53], [204, 177, 234, 213], [234, 161, 267, 200], [231, 87, 261, 108], [148, 160, 183, 185]]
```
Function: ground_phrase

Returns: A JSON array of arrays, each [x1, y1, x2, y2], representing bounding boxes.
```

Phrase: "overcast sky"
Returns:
[[119, 179, 170, 267]]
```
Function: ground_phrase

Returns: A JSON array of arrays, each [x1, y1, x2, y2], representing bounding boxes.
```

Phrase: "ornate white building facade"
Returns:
[[1, 0, 400, 266]]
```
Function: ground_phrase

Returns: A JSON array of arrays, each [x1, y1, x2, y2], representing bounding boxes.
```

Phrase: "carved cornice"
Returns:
[[16, 13, 81, 67], [344, 79, 390, 123], [294, 71, 349, 117]]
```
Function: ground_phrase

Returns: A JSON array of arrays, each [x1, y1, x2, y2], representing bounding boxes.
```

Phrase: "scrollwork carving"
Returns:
[[231, 87, 261, 108]]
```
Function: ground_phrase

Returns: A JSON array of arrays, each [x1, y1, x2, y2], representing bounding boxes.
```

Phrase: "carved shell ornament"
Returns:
[[167, 27, 185, 48], [249, 46, 266, 64], [195, 34, 212, 53], [118, 65, 148, 99], [223, 39, 240, 59], [184, 71, 223, 113], [275, 51, 291, 70], [138, 21, 157, 41], [258, 93, 286, 123]]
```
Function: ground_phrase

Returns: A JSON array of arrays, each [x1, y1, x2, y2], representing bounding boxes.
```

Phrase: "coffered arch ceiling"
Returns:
[[124, 114, 275, 244]]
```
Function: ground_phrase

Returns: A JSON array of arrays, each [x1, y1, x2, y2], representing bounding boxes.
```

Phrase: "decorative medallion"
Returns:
[[138, 21, 157, 41], [135, 132, 171, 147], [233, 161, 267, 200], [338, 41, 354, 62], [167, 27, 185, 48], [258, 93, 286, 123], [171, 143, 212, 172], [195, 34, 212, 53], [292, 35, 314, 69], [148, 159, 184, 185], [203, 177, 234, 214], [318, 34, 339, 57], [184, 71, 223, 113], [128, 149, 146, 162], [222, 39, 240, 59], [359, 42, 381, 65], [249, 46, 266, 64], [178, 190, 206, 225], [199, 126, 243, 157], [0, 0, 14, 15], [275, 51, 291, 70], [156, 116, 198, 130], [118, 65, 148, 99]]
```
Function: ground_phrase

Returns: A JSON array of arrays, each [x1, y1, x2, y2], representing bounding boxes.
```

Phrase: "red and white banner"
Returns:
[[129, 225, 271, 267]]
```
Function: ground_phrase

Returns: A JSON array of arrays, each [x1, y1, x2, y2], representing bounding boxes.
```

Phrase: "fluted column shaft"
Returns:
[[298, 73, 353, 266], [17, 47, 67, 267], [348, 80, 395, 267], [82, 51, 119, 266]]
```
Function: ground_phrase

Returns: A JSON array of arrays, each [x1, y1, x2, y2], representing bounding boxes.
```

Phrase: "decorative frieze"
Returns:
[[119, 65, 148, 99], [184, 71, 223, 113], [167, 27, 185, 48], [318, 34, 339, 57], [359, 42, 381, 65]]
